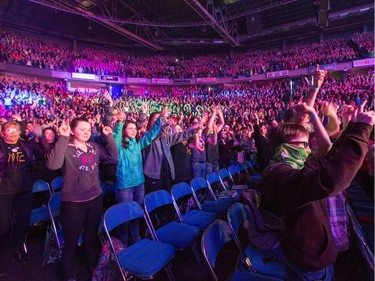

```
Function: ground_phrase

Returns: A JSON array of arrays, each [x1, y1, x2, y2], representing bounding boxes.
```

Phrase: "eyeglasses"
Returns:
[[288, 141, 309, 149], [4, 128, 20, 133]]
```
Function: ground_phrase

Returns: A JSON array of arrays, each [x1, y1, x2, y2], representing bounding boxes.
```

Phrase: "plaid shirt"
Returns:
[[326, 192, 349, 252]]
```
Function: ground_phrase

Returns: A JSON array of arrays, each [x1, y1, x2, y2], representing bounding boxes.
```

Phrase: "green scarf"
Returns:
[[272, 143, 311, 169]]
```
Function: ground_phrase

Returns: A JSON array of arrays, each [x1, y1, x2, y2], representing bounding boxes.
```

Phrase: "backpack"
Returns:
[[92, 237, 126, 281]]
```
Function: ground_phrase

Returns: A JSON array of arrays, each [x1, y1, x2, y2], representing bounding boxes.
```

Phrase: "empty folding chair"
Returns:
[[144, 190, 201, 261], [244, 161, 263, 185], [171, 182, 218, 230], [218, 168, 235, 188], [228, 165, 241, 183], [227, 203, 286, 279], [191, 177, 232, 217], [202, 219, 283, 281], [237, 162, 250, 175], [24, 179, 52, 259], [206, 172, 241, 203], [29, 179, 52, 225], [50, 176, 63, 194], [103, 201, 176, 281]]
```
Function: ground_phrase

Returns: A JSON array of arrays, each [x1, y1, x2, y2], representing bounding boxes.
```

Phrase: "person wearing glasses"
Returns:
[[0, 121, 35, 269], [260, 97, 374, 281]]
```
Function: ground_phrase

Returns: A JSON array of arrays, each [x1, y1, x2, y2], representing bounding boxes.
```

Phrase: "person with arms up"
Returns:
[[260, 102, 374, 281], [46, 118, 118, 281], [112, 109, 167, 245]]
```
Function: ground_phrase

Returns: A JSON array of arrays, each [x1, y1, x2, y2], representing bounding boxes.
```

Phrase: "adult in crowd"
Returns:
[[205, 106, 225, 174], [252, 112, 272, 172], [188, 110, 217, 178], [0, 121, 34, 268], [112, 109, 166, 245], [218, 124, 235, 168], [31, 126, 61, 183], [170, 124, 192, 184], [46, 118, 118, 281], [143, 110, 199, 193]]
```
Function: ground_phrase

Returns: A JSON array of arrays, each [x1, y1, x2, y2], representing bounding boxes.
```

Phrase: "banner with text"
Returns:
[[126, 77, 148, 84], [174, 78, 191, 84], [100, 75, 119, 82], [71, 72, 96, 80], [353, 58, 374, 68], [266, 70, 289, 79], [196, 77, 216, 83], [151, 78, 171, 84]]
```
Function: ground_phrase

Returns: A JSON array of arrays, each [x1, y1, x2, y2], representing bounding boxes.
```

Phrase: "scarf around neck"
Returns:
[[272, 143, 311, 169]]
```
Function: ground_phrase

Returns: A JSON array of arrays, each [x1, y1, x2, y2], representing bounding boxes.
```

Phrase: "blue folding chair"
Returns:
[[46, 192, 65, 256], [29, 179, 52, 225], [191, 177, 232, 217], [103, 201, 176, 281], [228, 164, 240, 175], [237, 162, 250, 175], [144, 190, 201, 261], [202, 219, 283, 281], [206, 172, 241, 203], [51, 176, 63, 193], [218, 168, 235, 187], [243, 161, 263, 185], [227, 203, 286, 279], [171, 182, 218, 230]]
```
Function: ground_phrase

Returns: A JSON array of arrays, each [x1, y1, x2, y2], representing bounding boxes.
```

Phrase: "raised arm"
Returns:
[[304, 64, 327, 107], [297, 102, 332, 159]]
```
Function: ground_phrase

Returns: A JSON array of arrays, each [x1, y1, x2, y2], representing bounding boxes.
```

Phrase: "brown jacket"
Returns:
[[260, 122, 372, 271]]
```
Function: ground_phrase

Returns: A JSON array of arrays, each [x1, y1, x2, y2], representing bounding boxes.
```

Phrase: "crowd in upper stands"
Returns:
[[0, 29, 374, 78]]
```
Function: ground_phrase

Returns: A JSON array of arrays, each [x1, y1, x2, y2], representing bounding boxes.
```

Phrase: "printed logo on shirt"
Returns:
[[6, 145, 26, 172], [71, 143, 98, 171]]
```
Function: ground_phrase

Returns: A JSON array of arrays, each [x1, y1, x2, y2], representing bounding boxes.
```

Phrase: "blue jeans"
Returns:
[[206, 160, 219, 174], [286, 260, 334, 281], [191, 161, 206, 178], [115, 184, 144, 245]]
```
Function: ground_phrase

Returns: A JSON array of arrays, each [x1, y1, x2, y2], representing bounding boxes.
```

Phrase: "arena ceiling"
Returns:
[[0, 0, 373, 51]]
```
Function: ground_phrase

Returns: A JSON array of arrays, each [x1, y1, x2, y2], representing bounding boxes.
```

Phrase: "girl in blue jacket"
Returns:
[[112, 110, 168, 245]]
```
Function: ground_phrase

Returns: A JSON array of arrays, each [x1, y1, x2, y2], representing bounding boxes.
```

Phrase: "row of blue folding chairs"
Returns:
[[101, 174, 247, 281], [103, 189, 206, 281], [103, 195, 285, 280]]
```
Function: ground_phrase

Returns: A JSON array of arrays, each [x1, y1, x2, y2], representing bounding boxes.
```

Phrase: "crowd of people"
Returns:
[[0, 56, 373, 281], [1, 28, 374, 78]]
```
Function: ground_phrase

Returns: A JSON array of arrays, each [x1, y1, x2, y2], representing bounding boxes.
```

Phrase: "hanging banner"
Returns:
[[353, 58, 374, 68], [151, 78, 171, 84], [266, 70, 289, 79], [100, 75, 119, 82], [196, 77, 216, 83], [126, 77, 148, 84], [71, 73, 96, 80]]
